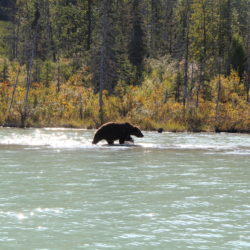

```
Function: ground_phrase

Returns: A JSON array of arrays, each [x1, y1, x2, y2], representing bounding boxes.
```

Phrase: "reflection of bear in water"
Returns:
[[92, 122, 144, 145]]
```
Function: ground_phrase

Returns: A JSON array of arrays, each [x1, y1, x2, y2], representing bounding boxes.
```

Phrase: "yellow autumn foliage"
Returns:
[[0, 59, 249, 132]]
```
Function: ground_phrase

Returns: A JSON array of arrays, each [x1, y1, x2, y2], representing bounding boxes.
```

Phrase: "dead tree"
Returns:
[[99, 0, 107, 124], [21, 2, 40, 128]]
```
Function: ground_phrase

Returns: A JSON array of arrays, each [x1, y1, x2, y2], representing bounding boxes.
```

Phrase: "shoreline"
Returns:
[[1, 124, 249, 134]]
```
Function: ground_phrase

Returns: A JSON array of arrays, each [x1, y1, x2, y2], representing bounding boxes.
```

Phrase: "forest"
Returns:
[[0, 0, 249, 132]]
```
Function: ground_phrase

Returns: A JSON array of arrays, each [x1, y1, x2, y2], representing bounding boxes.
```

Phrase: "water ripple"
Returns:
[[0, 128, 249, 249]]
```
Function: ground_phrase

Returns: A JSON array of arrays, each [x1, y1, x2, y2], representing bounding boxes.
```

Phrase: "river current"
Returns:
[[0, 128, 249, 249]]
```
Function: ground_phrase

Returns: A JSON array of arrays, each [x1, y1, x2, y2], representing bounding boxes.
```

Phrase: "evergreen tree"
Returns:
[[85, 0, 94, 51], [113, 0, 134, 84], [150, 0, 163, 57], [0, 0, 249, 105], [162, 0, 177, 55], [128, 0, 146, 84], [246, 0, 250, 102], [0, 0, 16, 21], [189, 0, 215, 105], [20, 0, 41, 127], [98, 0, 116, 122]]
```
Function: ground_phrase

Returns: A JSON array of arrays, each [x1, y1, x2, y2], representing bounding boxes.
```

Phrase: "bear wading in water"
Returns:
[[92, 122, 144, 145]]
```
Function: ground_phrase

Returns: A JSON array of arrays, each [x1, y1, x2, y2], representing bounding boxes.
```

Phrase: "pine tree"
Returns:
[[150, 0, 163, 57], [190, 0, 214, 106], [246, 1, 250, 102], [162, 0, 177, 55], [98, 0, 116, 123], [113, 0, 134, 84], [86, 0, 93, 51], [21, 0, 40, 127], [128, 0, 146, 84], [0, 0, 16, 21]]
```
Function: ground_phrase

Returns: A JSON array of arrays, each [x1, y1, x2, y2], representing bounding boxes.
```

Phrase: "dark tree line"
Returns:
[[0, 0, 249, 101]]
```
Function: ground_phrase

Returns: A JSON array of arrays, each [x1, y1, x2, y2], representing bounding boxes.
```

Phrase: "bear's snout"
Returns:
[[135, 130, 144, 137], [138, 132, 144, 137]]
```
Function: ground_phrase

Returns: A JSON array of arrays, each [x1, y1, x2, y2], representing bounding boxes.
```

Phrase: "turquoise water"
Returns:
[[0, 128, 250, 249]]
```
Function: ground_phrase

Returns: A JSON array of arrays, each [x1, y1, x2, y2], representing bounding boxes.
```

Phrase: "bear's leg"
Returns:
[[107, 140, 114, 145], [119, 138, 125, 144], [125, 135, 134, 143]]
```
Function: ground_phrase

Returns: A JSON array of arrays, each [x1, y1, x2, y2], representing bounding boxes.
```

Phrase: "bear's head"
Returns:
[[126, 123, 144, 138], [92, 134, 100, 144]]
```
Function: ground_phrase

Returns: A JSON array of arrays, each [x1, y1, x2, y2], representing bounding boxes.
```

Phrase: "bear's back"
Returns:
[[94, 122, 125, 141], [99, 122, 125, 137]]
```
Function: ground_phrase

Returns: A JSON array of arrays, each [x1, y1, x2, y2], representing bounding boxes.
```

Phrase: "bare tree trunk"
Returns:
[[21, 2, 40, 128], [215, 60, 222, 132], [86, 0, 93, 50], [45, 0, 56, 61], [14, 21, 20, 59], [99, 0, 109, 124], [247, 4, 250, 103], [215, 80, 221, 131], [163, 0, 175, 55], [202, 2, 207, 61], [79, 94, 83, 120], [22, 54, 34, 127], [150, 0, 158, 56], [9, 2, 20, 60], [226, 0, 232, 75], [196, 1, 208, 108], [56, 56, 61, 93], [214, 2, 224, 131], [190, 62, 195, 100], [183, 0, 190, 107], [183, 32, 189, 107], [4, 66, 21, 126], [175, 63, 181, 102], [196, 66, 202, 108], [2, 59, 8, 81]]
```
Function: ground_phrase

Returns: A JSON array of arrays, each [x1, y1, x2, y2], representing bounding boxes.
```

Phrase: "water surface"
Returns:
[[0, 128, 250, 249]]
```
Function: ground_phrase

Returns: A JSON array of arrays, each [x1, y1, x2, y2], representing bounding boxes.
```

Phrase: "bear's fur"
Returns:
[[92, 122, 144, 145]]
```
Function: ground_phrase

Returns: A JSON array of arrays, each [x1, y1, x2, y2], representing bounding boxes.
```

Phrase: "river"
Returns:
[[0, 128, 250, 249]]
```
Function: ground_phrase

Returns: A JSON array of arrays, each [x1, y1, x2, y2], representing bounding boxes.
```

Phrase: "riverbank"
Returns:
[[0, 61, 249, 133], [1, 122, 249, 134]]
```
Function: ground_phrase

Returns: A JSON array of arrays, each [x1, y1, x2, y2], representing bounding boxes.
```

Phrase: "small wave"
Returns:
[[42, 127, 88, 131], [0, 128, 92, 148], [0, 136, 89, 148], [0, 128, 250, 154]]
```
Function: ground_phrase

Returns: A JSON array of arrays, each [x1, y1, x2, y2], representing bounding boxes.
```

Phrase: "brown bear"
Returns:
[[92, 122, 144, 145]]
